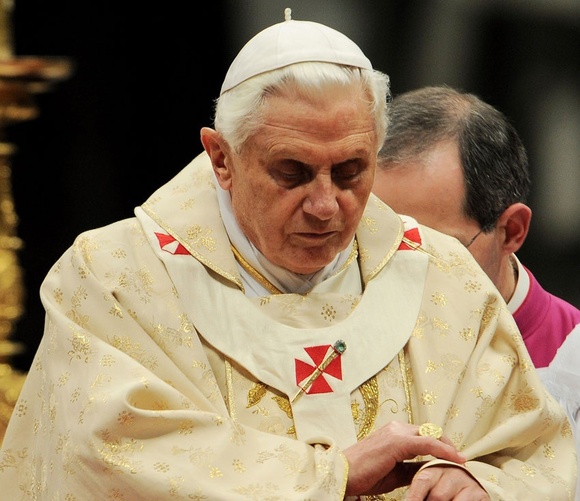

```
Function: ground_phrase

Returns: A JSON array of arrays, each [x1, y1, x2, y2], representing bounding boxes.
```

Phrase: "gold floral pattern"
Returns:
[[0, 153, 574, 500]]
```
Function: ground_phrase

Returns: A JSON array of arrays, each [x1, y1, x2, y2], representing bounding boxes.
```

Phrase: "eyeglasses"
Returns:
[[464, 228, 485, 248]]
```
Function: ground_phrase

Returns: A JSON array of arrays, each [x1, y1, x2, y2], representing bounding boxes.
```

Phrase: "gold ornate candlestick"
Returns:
[[0, 0, 73, 443]]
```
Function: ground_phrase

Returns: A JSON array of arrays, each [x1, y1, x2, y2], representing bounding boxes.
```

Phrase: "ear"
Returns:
[[497, 202, 532, 254], [200, 127, 233, 190]]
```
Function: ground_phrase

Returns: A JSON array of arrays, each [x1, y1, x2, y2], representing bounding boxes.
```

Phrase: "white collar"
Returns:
[[507, 254, 530, 313]]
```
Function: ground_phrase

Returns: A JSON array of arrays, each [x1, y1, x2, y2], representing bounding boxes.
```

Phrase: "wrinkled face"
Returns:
[[373, 140, 502, 282], [215, 84, 378, 274]]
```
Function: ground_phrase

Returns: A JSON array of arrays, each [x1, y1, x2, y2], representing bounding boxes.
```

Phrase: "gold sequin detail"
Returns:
[[321, 304, 337, 321], [430, 292, 447, 306]]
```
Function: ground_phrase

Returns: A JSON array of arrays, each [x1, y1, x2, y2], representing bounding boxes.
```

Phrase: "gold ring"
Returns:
[[419, 423, 443, 439]]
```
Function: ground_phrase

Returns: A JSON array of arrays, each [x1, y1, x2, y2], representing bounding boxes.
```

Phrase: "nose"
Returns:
[[302, 176, 339, 220]]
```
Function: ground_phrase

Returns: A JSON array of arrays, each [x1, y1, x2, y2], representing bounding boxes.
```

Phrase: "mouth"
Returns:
[[295, 231, 338, 242]]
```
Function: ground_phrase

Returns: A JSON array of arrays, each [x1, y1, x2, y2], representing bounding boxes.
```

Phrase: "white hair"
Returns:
[[213, 62, 391, 153]]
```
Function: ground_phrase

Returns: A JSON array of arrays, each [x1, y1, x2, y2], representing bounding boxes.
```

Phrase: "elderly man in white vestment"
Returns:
[[0, 9, 576, 501]]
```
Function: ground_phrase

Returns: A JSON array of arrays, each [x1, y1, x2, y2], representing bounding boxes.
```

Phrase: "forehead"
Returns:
[[248, 85, 378, 161]]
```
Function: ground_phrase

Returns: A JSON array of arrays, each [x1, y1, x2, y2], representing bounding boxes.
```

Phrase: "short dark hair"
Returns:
[[378, 85, 530, 231]]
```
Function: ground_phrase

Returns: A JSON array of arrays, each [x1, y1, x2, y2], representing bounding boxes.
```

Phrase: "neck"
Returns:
[[500, 254, 519, 303]]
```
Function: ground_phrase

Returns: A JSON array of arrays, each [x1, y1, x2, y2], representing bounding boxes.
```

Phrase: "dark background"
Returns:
[[6, 0, 580, 372]]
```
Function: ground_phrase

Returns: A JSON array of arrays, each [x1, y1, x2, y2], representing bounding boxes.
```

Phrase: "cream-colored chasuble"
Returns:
[[137, 206, 426, 450], [0, 152, 576, 500]]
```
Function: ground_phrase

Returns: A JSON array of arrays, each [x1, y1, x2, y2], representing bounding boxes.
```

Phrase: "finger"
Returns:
[[367, 461, 425, 494], [390, 461, 424, 489], [413, 423, 465, 462], [451, 489, 491, 501], [405, 466, 441, 501], [407, 465, 490, 501], [406, 435, 467, 464]]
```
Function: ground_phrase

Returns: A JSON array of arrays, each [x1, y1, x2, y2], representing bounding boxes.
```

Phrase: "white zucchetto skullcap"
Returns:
[[220, 7, 372, 95]]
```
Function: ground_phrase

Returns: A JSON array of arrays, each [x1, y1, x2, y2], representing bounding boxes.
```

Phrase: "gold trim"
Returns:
[[225, 244, 281, 420], [230, 239, 359, 296], [230, 244, 282, 295], [365, 222, 404, 283], [338, 448, 350, 497], [401, 236, 437, 259], [224, 359, 236, 420], [140, 203, 244, 290], [398, 350, 413, 424], [337, 238, 359, 274]]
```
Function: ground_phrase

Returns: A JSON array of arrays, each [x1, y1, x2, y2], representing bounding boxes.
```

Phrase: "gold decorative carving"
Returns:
[[0, 0, 73, 444]]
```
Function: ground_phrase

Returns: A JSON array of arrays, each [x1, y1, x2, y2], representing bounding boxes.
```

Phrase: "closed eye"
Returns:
[[270, 161, 312, 188], [273, 170, 311, 188], [332, 161, 365, 187]]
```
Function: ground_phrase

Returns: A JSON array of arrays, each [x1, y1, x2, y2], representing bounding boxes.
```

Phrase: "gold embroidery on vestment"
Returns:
[[357, 377, 379, 440], [224, 238, 416, 449], [230, 244, 281, 294], [225, 359, 236, 420], [398, 351, 413, 424], [247, 382, 267, 408], [231, 240, 359, 296]]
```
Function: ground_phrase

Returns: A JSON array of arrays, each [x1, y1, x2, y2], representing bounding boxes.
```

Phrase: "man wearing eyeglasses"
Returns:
[[373, 85, 580, 369]]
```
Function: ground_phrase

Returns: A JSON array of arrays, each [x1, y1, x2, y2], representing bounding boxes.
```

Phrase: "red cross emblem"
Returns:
[[294, 343, 344, 396], [398, 227, 422, 250], [154, 232, 190, 255]]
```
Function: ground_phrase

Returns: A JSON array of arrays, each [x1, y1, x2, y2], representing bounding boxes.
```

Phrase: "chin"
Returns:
[[288, 252, 338, 275]]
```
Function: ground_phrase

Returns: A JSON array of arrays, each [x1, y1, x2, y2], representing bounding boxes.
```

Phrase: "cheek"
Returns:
[[233, 180, 272, 214], [344, 187, 372, 217], [236, 188, 299, 234]]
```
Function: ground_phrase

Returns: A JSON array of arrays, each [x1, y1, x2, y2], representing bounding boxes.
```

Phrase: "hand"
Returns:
[[343, 421, 468, 496], [406, 464, 490, 500]]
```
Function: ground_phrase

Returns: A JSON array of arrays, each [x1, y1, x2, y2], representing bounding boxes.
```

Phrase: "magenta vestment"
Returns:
[[512, 265, 580, 368]]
